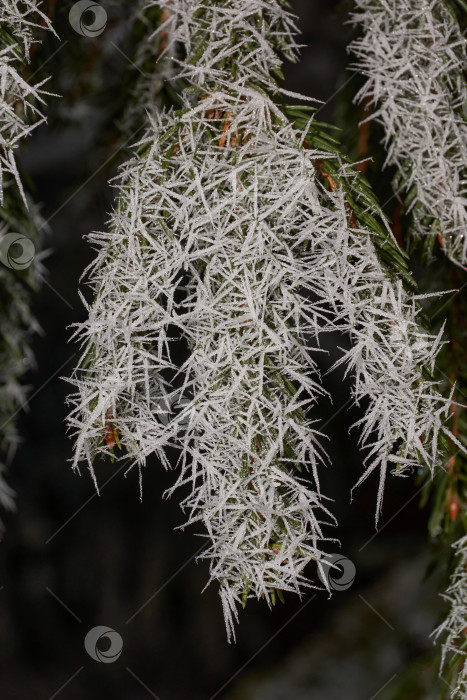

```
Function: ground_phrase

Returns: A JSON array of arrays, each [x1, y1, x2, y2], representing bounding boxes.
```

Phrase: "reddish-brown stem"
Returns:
[[218, 111, 233, 149], [103, 408, 119, 451]]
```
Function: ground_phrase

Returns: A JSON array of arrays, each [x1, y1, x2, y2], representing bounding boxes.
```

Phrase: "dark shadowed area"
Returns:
[[0, 1, 442, 699]]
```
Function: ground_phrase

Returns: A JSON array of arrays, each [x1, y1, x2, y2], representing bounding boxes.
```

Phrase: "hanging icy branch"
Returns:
[[160, 92, 343, 637], [433, 535, 467, 699], [320, 220, 454, 521], [349, 0, 467, 269], [66, 92, 341, 640], [65, 138, 183, 483], [292, 108, 462, 524], [67, 0, 461, 639]]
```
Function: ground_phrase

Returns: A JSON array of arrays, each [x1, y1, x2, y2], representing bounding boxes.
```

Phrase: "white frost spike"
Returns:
[[349, 0, 467, 269], [0, 0, 52, 55], [433, 535, 467, 699]]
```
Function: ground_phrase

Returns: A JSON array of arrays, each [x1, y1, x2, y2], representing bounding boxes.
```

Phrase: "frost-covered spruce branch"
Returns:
[[67, 1, 338, 638], [349, 0, 467, 269], [418, 263, 467, 538], [0, 0, 54, 205], [67, 0, 459, 638], [160, 94, 344, 638], [117, 1, 176, 137], [433, 535, 467, 699], [0, 185, 45, 529], [0, 0, 53, 527], [418, 265, 467, 697], [292, 108, 462, 523]]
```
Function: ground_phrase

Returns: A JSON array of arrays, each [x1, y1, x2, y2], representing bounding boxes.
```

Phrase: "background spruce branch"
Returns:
[[0, 0, 55, 530], [349, 0, 467, 270]]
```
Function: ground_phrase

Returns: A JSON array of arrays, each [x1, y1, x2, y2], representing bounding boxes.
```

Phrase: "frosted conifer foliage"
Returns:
[[0, 200, 44, 520], [67, 0, 462, 638], [67, 91, 340, 638], [154, 0, 299, 89], [320, 218, 454, 522], [117, 1, 175, 137], [349, 0, 467, 268], [433, 535, 467, 699], [0, 1, 53, 526], [0, 0, 54, 205], [164, 92, 340, 637], [66, 139, 184, 483]]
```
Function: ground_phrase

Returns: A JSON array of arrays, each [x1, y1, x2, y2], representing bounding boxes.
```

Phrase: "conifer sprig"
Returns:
[[0, 0, 55, 206], [67, 0, 462, 638], [349, 0, 467, 269], [434, 535, 467, 699], [0, 185, 46, 528], [117, 1, 176, 136], [0, 0, 54, 527]]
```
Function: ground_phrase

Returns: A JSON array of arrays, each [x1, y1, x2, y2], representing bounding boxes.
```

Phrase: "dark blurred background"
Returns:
[[0, 1, 443, 698]]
